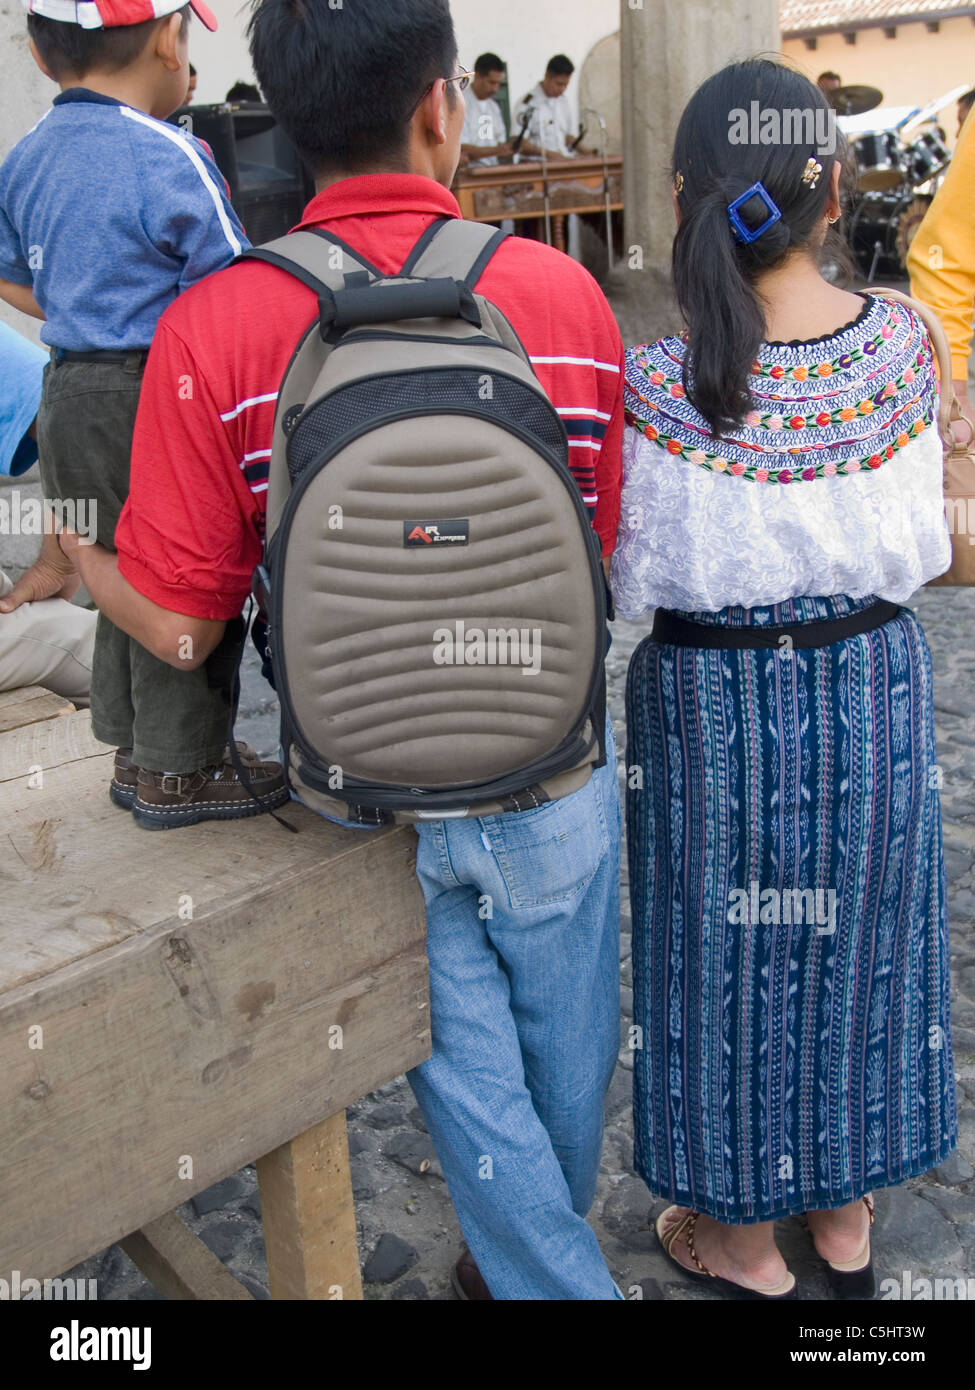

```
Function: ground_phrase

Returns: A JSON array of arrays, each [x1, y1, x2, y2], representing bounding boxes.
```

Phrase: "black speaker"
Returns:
[[170, 102, 316, 244]]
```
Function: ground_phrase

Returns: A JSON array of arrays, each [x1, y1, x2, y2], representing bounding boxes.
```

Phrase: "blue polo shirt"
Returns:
[[0, 89, 249, 351]]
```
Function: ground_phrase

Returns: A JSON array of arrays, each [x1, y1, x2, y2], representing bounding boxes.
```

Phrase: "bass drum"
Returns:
[[849, 192, 902, 275], [849, 192, 932, 276], [853, 131, 903, 191]]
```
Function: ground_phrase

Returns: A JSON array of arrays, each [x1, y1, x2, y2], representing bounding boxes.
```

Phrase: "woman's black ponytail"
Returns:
[[670, 60, 842, 437]]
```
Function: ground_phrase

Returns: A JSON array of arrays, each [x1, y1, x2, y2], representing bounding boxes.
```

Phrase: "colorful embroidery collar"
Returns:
[[624, 295, 937, 483]]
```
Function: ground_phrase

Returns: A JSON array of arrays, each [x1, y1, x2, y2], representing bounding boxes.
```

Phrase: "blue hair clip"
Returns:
[[727, 182, 781, 244]]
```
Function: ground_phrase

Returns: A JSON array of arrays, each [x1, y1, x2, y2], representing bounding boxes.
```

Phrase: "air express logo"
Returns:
[[404, 521, 470, 547]]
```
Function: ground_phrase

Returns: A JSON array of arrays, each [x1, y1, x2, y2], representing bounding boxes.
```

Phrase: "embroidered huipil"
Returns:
[[611, 294, 951, 617]]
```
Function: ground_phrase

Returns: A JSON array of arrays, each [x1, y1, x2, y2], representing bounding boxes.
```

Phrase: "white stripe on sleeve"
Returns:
[[119, 105, 242, 258], [220, 393, 279, 422], [530, 356, 621, 373]]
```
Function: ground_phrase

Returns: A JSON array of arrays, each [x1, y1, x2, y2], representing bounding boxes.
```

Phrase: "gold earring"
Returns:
[[826, 211, 840, 225], [674, 171, 684, 195]]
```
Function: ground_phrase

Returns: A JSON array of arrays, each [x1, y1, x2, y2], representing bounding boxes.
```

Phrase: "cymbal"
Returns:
[[828, 84, 884, 116]]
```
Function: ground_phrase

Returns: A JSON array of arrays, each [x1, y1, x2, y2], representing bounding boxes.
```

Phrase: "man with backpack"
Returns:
[[59, 0, 626, 1300]]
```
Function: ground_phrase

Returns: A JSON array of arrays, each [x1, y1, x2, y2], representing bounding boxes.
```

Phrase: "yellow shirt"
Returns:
[[908, 110, 975, 382]]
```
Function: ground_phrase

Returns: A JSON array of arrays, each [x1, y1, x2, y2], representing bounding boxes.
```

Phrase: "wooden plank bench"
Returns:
[[0, 688, 430, 1299]]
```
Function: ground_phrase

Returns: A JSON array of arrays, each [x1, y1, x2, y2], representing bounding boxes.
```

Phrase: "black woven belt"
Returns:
[[651, 600, 902, 650], [51, 347, 149, 364]]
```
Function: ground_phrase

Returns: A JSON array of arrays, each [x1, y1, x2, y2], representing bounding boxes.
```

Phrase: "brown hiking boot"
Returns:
[[131, 741, 289, 830], [110, 748, 139, 809]]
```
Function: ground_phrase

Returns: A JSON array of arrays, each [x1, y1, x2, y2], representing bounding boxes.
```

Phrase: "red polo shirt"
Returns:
[[115, 174, 625, 621]]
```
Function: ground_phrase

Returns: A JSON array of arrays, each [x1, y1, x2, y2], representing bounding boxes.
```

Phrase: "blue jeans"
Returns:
[[407, 721, 622, 1299]]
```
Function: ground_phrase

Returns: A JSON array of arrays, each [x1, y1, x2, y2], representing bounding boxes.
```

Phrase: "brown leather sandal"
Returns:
[[655, 1205, 798, 1300]]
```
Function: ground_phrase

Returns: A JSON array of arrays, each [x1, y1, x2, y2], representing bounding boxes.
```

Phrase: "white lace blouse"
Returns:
[[610, 294, 951, 618]]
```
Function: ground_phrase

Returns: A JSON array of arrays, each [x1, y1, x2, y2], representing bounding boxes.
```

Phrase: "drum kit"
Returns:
[[828, 83, 968, 281]]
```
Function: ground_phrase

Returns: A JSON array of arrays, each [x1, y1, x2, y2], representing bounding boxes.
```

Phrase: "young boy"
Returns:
[[0, 0, 288, 829]]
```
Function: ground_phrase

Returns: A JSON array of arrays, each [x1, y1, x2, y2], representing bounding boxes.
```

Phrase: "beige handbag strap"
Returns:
[[867, 284, 973, 457]]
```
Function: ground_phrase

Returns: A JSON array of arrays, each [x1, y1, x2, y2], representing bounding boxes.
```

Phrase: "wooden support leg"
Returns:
[[120, 1212, 254, 1300], [552, 214, 567, 253], [256, 1109, 363, 1300]]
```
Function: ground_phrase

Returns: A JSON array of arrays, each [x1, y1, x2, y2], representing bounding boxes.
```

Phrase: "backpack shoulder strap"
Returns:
[[868, 284, 960, 452], [403, 218, 530, 361], [241, 229, 384, 542], [237, 229, 382, 295], [404, 218, 509, 288]]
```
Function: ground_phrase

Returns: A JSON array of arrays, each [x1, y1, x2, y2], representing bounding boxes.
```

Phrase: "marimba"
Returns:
[[454, 155, 623, 254]]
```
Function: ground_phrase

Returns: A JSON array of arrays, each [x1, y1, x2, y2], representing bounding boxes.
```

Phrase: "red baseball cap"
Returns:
[[23, 0, 218, 31]]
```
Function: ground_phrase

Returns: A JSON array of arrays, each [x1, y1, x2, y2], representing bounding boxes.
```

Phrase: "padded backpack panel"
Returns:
[[276, 413, 599, 787]]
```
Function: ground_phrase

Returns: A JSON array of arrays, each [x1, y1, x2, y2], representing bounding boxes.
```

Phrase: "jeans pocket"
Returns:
[[483, 771, 611, 910]]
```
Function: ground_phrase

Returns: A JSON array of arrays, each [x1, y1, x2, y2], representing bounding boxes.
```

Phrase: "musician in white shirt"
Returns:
[[461, 53, 513, 167], [514, 54, 579, 158]]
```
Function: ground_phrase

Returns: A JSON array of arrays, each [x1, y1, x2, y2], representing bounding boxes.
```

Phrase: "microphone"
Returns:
[[511, 102, 533, 155]]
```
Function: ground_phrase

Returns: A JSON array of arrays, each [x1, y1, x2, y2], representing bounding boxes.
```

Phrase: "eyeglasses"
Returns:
[[407, 66, 475, 119], [447, 68, 475, 94]]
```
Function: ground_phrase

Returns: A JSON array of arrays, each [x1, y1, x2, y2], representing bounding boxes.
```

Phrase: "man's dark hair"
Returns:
[[27, 5, 189, 80], [475, 53, 504, 77], [226, 80, 261, 102], [960, 87, 975, 111], [818, 71, 841, 84], [546, 54, 574, 77], [248, 0, 458, 176], [189, 62, 197, 76]]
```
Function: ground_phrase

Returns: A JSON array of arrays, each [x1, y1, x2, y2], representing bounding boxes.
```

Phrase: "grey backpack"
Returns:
[[240, 217, 607, 826]]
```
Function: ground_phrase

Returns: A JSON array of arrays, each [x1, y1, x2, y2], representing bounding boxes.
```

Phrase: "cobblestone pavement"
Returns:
[[44, 589, 973, 1302]]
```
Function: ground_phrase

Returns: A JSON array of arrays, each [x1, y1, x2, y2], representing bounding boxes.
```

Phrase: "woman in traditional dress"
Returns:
[[614, 59, 958, 1299]]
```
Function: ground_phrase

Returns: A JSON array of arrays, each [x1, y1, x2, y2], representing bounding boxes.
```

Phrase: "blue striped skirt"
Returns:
[[626, 595, 957, 1223]]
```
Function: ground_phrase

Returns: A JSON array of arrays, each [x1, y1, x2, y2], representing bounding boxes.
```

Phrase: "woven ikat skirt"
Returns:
[[626, 594, 957, 1222]]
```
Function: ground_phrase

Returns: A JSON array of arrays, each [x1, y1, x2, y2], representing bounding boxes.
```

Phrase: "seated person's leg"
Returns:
[[0, 567, 95, 704]]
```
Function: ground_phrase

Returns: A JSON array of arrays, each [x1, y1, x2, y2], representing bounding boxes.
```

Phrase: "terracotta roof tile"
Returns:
[[782, 0, 975, 36]]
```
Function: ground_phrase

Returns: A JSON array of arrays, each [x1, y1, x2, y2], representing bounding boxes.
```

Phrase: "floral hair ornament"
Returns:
[[801, 157, 823, 189], [727, 181, 782, 244]]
